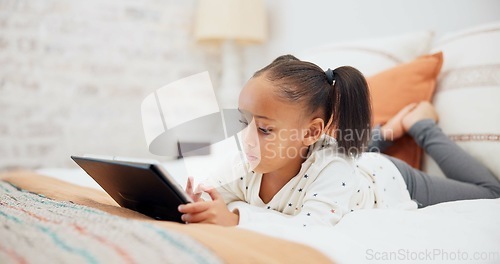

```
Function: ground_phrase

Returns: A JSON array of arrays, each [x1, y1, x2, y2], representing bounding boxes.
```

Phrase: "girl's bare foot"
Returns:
[[402, 101, 439, 131], [381, 103, 417, 141]]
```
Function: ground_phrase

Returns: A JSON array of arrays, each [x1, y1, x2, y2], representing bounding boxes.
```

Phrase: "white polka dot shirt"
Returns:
[[206, 135, 417, 227]]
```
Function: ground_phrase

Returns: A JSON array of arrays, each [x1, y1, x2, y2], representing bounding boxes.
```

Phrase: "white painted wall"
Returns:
[[1, 0, 499, 170], [243, 0, 500, 79], [0, 0, 221, 170]]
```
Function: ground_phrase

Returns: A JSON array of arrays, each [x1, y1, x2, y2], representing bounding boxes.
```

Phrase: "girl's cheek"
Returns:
[[262, 141, 276, 160], [262, 134, 275, 149]]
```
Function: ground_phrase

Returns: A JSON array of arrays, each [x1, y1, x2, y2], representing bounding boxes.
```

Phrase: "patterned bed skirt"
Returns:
[[0, 181, 222, 264]]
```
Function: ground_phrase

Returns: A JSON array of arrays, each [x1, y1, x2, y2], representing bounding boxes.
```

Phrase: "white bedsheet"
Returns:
[[37, 167, 500, 264], [240, 198, 500, 264], [36, 168, 104, 190]]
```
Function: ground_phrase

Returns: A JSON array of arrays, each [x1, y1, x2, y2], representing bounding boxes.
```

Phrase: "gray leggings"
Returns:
[[368, 119, 500, 208]]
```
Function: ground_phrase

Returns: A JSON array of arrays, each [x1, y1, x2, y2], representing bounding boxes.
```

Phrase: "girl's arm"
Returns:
[[180, 158, 369, 227], [230, 159, 369, 227], [179, 186, 240, 226], [179, 156, 248, 226]]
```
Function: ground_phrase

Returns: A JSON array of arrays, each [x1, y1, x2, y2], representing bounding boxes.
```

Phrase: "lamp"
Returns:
[[194, 0, 268, 109]]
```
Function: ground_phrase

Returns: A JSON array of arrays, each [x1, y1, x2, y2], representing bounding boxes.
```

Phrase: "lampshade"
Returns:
[[194, 0, 268, 44]]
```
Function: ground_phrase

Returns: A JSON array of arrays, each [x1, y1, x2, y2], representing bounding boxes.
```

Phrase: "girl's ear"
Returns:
[[303, 118, 325, 146]]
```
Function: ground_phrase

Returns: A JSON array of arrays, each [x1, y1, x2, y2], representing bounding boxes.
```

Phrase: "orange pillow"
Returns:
[[367, 52, 443, 169]]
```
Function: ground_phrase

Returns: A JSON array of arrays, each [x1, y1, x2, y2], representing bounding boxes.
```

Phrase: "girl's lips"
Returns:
[[245, 153, 259, 161]]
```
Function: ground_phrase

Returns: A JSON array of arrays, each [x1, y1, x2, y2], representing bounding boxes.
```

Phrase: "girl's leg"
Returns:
[[368, 103, 417, 153], [388, 119, 500, 208], [367, 124, 393, 152]]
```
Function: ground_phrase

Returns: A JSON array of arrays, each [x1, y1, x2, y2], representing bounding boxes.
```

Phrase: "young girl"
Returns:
[[177, 55, 500, 227]]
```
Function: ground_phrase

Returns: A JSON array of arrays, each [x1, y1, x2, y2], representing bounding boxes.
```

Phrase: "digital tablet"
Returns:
[[71, 155, 193, 223]]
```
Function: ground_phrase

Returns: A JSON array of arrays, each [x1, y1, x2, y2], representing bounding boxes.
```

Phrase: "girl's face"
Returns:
[[238, 75, 322, 173]]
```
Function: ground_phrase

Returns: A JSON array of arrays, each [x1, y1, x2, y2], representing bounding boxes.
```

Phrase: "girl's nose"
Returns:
[[243, 118, 258, 148]]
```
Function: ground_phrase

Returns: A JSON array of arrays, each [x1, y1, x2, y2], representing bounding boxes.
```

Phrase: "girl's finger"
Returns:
[[178, 201, 210, 214], [186, 176, 194, 194], [192, 191, 202, 202], [194, 183, 206, 194], [182, 211, 210, 223], [204, 187, 221, 201]]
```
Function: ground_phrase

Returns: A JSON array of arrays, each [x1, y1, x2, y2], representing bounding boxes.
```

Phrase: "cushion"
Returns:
[[367, 52, 443, 169], [423, 21, 500, 180], [299, 31, 434, 76], [298, 31, 438, 169]]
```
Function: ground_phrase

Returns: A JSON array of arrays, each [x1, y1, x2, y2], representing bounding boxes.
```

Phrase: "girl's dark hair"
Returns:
[[253, 54, 371, 156]]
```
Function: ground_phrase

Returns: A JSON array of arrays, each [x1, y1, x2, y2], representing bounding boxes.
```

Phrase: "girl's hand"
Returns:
[[185, 176, 203, 202], [178, 187, 239, 226]]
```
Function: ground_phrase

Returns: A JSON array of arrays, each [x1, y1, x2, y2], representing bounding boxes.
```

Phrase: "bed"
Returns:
[[0, 170, 332, 264], [2, 19, 500, 264], [2, 168, 500, 264]]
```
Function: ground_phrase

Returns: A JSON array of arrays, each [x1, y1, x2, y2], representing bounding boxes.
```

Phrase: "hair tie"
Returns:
[[325, 68, 335, 85]]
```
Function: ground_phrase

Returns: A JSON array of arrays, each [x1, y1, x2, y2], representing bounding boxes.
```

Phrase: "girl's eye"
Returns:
[[258, 127, 272, 135], [239, 119, 272, 135]]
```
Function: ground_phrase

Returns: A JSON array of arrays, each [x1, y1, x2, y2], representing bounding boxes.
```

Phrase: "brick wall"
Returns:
[[0, 0, 221, 170]]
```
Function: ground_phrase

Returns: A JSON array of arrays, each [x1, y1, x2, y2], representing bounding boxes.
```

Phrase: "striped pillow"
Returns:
[[423, 21, 500, 179]]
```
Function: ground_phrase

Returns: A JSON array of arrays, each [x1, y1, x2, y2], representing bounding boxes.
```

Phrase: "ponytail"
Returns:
[[329, 66, 371, 156]]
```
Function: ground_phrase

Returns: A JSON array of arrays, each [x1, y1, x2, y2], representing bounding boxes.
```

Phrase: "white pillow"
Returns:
[[423, 21, 500, 180], [298, 31, 434, 76]]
